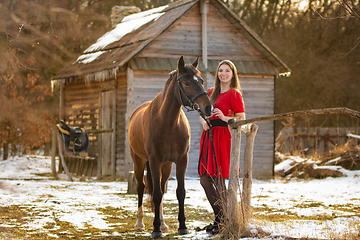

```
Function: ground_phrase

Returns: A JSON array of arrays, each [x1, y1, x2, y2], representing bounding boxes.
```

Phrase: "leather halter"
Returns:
[[176, 72, 207, 112]]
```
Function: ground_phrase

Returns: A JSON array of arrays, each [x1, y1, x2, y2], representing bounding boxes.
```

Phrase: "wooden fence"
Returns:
[[276, 127, 360, 156], [225, 123, 258, 238], [224, 107, 360, 238]]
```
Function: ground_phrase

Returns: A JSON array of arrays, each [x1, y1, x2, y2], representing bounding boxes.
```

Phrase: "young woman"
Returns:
[[198, 60, 245, 234]]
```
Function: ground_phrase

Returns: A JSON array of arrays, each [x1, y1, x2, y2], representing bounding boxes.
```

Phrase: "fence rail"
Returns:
[[276, 127, 360, 156]]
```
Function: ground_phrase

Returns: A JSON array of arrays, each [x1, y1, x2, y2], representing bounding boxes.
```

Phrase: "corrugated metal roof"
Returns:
[[53, 0, 289, 80]]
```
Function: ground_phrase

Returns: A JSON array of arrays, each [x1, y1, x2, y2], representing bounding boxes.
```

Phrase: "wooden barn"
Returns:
[[51, 0, 290, 180]]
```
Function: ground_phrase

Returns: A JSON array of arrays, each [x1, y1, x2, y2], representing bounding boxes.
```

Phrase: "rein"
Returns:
[[177, 72, 207, 112], [197, 115, 219, 177]]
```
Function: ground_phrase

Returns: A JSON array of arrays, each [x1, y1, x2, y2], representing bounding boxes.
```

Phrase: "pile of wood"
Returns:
[[320, 147, 360, 170], [275, 145, 360, 179]]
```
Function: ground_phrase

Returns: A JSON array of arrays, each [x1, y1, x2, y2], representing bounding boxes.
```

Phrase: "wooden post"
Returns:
[[227, 126, 242, 237], [59, 81, 65, 121], [127, 171, 137, 194], [200, 0, 208, 89], [242, 124, 258, 219], [111, 88, 117, 176], [97, 94, 102, 177], [124, 68, 134, 180], [51, 125, 57, 177], [225, 123, 258, 238], [57, 131, 73, 181]]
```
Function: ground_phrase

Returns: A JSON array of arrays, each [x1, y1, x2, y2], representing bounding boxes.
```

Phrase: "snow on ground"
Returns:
[[0, 155, 359, 239]]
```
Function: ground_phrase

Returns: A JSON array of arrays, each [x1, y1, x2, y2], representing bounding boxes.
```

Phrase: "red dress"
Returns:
[[198, 88, 245, 178]]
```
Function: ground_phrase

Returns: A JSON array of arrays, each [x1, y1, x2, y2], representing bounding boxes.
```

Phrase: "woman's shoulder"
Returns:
[[227, 88, 242, 97]]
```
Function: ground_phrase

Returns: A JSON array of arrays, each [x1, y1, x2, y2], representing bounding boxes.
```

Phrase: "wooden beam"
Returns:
[[200, 0, 209, 70], [200, 0, 209, 89], [59, 81, 65, 121], [57, 131, 73, 181], [112, 88, 117, 176], [124, 68, 135, 180], [51, 125, 57, 178], [97, 94, 102, 176], [228, 107, 360, 129]]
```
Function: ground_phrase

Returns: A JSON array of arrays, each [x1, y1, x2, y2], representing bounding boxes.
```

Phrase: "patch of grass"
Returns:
[[294, 201, 325, 208], [252, 204, 336, 222]]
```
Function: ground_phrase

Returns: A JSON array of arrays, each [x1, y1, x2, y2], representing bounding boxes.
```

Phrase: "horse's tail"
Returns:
[[145, 161, 153, 196]]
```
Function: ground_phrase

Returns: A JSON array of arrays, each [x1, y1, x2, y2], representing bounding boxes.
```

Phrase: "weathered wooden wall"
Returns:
[[125, 2, 277, 179], [63, 78, 121, 176], [240, 75, 275, 179], [115, 74, 128, 178], [122, 69, 275, 179], [139, 3, 202, 57], [63, 79, 101, 174]]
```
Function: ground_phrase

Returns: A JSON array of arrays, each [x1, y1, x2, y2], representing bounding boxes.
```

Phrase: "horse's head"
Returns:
[[176, 56, 213, 117]]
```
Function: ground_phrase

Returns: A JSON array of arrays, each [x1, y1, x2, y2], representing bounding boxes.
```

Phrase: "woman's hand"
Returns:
[[212, 108, 227, 122], [200, 117, 210, 131]]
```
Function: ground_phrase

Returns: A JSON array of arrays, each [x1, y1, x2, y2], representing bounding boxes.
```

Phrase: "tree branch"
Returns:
[[228, 107, 360, 129], [10, 13, 76, 60]]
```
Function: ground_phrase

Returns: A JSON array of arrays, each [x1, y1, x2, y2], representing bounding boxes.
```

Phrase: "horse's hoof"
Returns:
[[160, 223, 169, 233], [178, 228, 189, 235], [134, 224, 145, 230], [151, 231, 162, 238]]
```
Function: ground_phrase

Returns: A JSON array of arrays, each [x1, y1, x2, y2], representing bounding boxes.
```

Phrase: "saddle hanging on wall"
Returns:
[[56, 120, 89, 153]]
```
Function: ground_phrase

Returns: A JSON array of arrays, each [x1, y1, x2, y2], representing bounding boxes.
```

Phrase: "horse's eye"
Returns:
[[184, 81, 190, 87]]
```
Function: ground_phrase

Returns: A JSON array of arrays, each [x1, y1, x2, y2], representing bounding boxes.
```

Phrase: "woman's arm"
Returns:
[[213, 109, 246, 123], [199, 116, 210, 131]]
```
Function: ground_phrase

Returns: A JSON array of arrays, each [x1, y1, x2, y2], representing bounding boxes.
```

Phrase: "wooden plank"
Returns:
[[124, 68, 134, 179], [57, 131, 73, 181], [60, 81, 65, 120], [112, 88, 117, 176], [51, 126, 57, 177], [241, 78, 274, 85], [64, 97, 99, 106], [133, 81, 167, 89]]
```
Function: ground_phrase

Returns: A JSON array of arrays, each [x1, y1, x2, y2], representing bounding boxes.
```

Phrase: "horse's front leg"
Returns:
[[133, 155, 146, 230], [159, 162, 172, 233], [176, 159, 188, 235], [150, 160, 163, 238]]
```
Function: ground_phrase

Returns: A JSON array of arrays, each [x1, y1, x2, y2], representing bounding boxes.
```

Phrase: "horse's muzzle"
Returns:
[[204, 105, 213, 117]]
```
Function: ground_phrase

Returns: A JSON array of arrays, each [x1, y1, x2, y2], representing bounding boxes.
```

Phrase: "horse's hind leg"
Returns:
[[132, 153, 146, 230], [176, 159, 188, 235]]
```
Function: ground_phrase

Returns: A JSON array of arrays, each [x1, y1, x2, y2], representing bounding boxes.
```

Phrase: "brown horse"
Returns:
[[128, 56, 212, 238]]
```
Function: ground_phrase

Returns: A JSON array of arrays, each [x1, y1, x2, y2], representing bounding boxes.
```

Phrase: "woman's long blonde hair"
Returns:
[[210, 60, 242, 104]]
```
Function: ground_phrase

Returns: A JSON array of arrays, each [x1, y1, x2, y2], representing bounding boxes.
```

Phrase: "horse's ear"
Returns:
[[177, 56, 185, 73], [192, 56, 199, 69]]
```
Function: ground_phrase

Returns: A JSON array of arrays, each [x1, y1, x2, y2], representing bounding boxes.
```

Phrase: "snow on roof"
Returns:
[[82, 5, 167, 54], [76, 51, 107, 64]]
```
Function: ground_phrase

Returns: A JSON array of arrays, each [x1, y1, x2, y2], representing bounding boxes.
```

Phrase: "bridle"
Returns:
[[176, 72, 207, 113]]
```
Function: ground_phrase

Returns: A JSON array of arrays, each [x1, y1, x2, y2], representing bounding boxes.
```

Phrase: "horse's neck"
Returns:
[[153, 78, 182, 123]]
